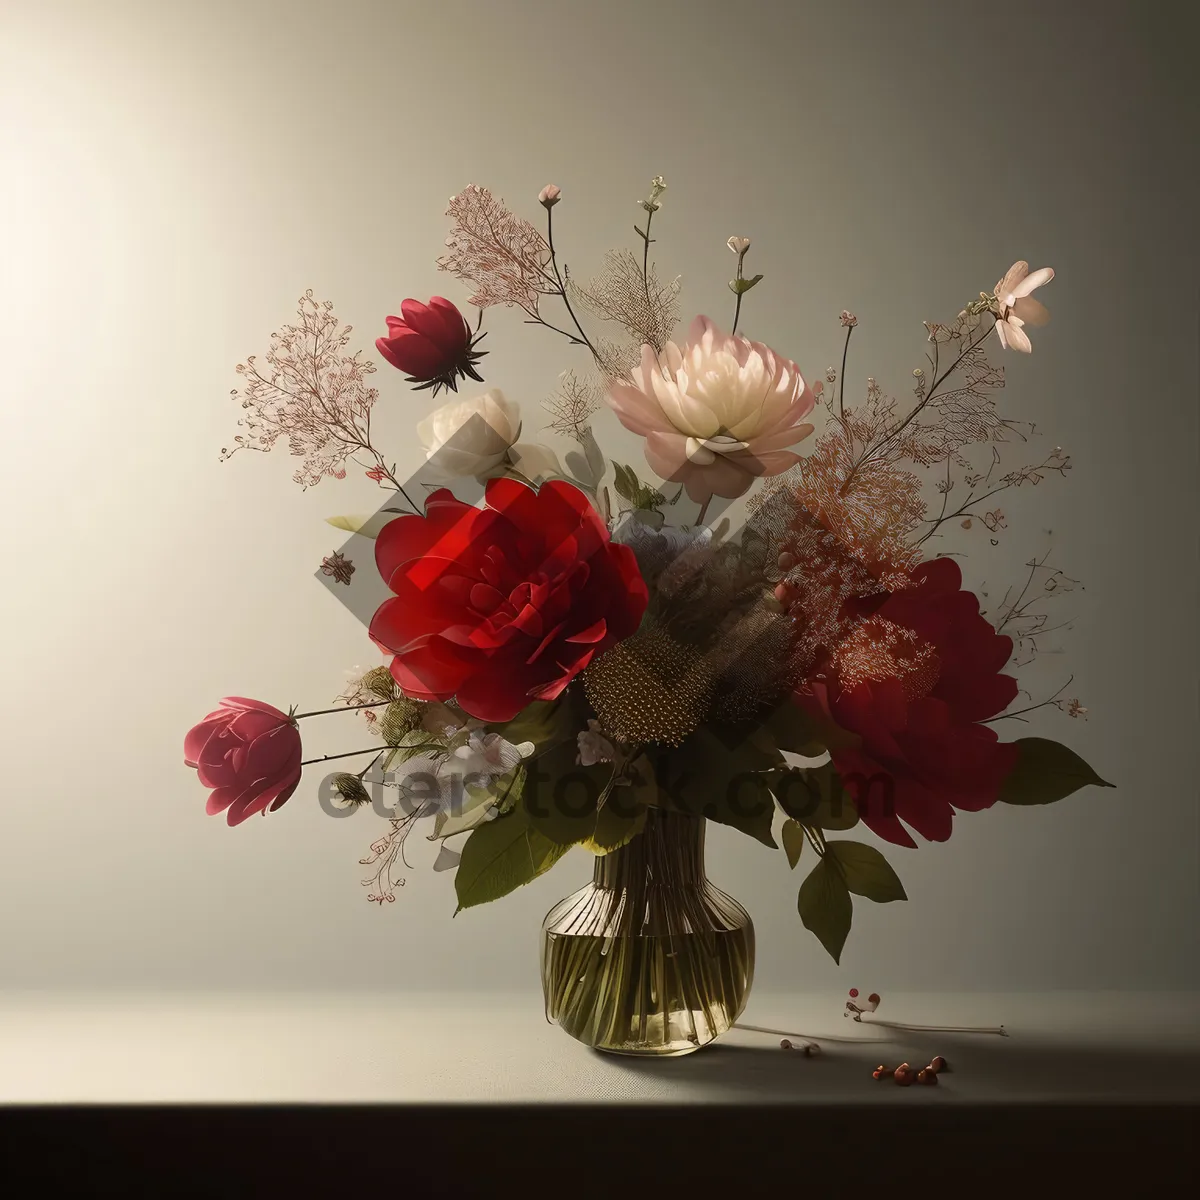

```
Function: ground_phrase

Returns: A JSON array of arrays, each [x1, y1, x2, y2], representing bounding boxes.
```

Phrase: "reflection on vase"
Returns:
[[540, 807, 754, 1056]]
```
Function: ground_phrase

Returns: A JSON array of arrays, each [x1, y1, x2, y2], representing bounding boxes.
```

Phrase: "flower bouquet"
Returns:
[[186, 176, 1111, 1055]]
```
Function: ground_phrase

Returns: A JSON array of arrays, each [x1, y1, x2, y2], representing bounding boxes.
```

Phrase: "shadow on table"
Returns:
[[595, 1031, 1200, 1103]]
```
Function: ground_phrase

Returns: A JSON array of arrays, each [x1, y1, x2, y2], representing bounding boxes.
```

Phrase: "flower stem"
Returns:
[[292, 700, 390, 721], [839, 317, 997, 496], [838, 324, 854, 420], [544, 205, 600, 363], [640, 205, 655, 306], [300, 746, 385, 767]]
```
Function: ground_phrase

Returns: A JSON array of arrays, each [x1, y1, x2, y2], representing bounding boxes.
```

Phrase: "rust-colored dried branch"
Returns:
[[986, 550, 1081, 667], [436, 184, 554, 314], [921, 446, 1071, 546], [568, 248, 681, 354], [223, 291, 379, 489], [542, 369, 603, 441]]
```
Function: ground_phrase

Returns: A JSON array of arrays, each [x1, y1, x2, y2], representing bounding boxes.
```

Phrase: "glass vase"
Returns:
[[540, 807, 754, 1056]]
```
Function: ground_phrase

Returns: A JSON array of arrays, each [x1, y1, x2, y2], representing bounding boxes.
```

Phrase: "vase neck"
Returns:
[[593, 807, 706, 890]]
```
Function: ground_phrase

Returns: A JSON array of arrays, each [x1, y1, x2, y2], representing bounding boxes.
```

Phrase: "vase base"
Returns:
[[592, 1040, 705, 1058]]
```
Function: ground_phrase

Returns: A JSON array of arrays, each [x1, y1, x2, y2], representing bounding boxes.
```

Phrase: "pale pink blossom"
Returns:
[[538, 184, 562, 207], [993, 261, 1054, 353], [606, 316, 816, 502]]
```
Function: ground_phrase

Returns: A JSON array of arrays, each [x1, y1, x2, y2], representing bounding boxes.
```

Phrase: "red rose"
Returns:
[[797, 557, 1019, 847], [375, 296, 486, 395], [183, 698, 303, 826], [370, 478, 648, 722]]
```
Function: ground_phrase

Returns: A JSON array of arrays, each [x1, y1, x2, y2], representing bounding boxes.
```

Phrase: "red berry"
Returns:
[[872, 1064, 891, 1080], [917, 1069, 939, 1086], [929, 1056, 948, 1073], [849, 988, 859, 998], [894, 1067, 915, 1087], [867, 993, 880, 1005]]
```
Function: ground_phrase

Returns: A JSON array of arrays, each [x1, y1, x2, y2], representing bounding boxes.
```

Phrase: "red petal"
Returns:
[[376, 328, 444, 378], [402, 297, 468, 356]]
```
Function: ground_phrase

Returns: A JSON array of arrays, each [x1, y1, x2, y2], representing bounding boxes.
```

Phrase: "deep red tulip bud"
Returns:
[[375, 296, 487, 396], [184, 698, 302, 826]]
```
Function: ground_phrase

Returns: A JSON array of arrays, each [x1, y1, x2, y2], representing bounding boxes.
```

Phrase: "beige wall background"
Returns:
[[2, 0, 1196, 996]]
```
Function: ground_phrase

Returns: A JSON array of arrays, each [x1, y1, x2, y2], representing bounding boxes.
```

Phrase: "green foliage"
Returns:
[[997, 738, 1113, 805], [728, 274, 763, 295], [798, 855, 852, 964], [795, 836, 906, 962], [769, 761, 860, 830], [760, 703, 826, 759], [453, 804, 571, 912], [585, 797, 649, 854], [611, 462, 666, 512], [651, 725, 779, 847], [827, 841, 907, 903], [782, 819, 806, 869], [325, 509, 405, 540]]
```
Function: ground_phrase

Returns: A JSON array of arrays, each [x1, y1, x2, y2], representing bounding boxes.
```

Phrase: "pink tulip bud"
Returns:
[[538, 184, 562, 208]]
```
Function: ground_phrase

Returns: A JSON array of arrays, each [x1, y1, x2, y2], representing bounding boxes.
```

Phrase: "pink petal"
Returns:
[[1011, 266, 1054, 299], [1012, 296, 1050, 327], [1004, 320, 1033, 353]]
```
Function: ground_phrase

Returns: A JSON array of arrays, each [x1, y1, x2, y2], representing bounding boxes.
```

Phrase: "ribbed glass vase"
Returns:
[[540, 807, 754, 1056]]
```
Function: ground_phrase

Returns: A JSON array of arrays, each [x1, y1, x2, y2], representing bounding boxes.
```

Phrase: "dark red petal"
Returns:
[[452, 657, 541, 722], [912, 556, 962, 594], [183, 714, 227, 768], [428, 296, 472, 352], [376, 328, 444, 378], [564, 618, 608, 644], [484, 476, 542, 532], [242, 721, 302, 781], [388, 641, 473, 701], [401, 297, 469, 356]]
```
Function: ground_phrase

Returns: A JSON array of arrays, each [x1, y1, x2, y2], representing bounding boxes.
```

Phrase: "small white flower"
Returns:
[[577, 720, 616, 767], [417, 389, 522, 479], [993, 261, 1054, 353], [727, 236, 751, 256]]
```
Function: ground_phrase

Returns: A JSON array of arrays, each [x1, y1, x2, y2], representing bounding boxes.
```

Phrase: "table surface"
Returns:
[[2, 990, 1198, 1105]]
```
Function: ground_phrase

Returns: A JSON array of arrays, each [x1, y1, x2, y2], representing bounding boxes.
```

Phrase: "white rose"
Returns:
[[417, 389, 521, 479]]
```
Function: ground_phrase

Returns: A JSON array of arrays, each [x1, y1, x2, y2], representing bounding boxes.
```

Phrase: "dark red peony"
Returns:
[[797, 556, 1019, 847], [370, 478, 649, 722], [184, 698, 303, 826], [375, 296, 486, 395]]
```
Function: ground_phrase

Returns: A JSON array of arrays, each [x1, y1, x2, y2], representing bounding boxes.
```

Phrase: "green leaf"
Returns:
[[610, 461, 664, 511], [827, 841, 907, 903], [584, 793, 648, 854], [782, 819, 806, 869], [486, 699, 574, 752], [761, 702, 826, 758], [798, 856, 852, 964], [652, 727, 779, 847], [523, 739, 615, 846], [612, 462, 636, 503], [581, 425, 606, 485], [769, 762, 860, 831], [453, 805, 571, 912], [997, 737, 1114, 805], [325, 511, 403, 540]]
